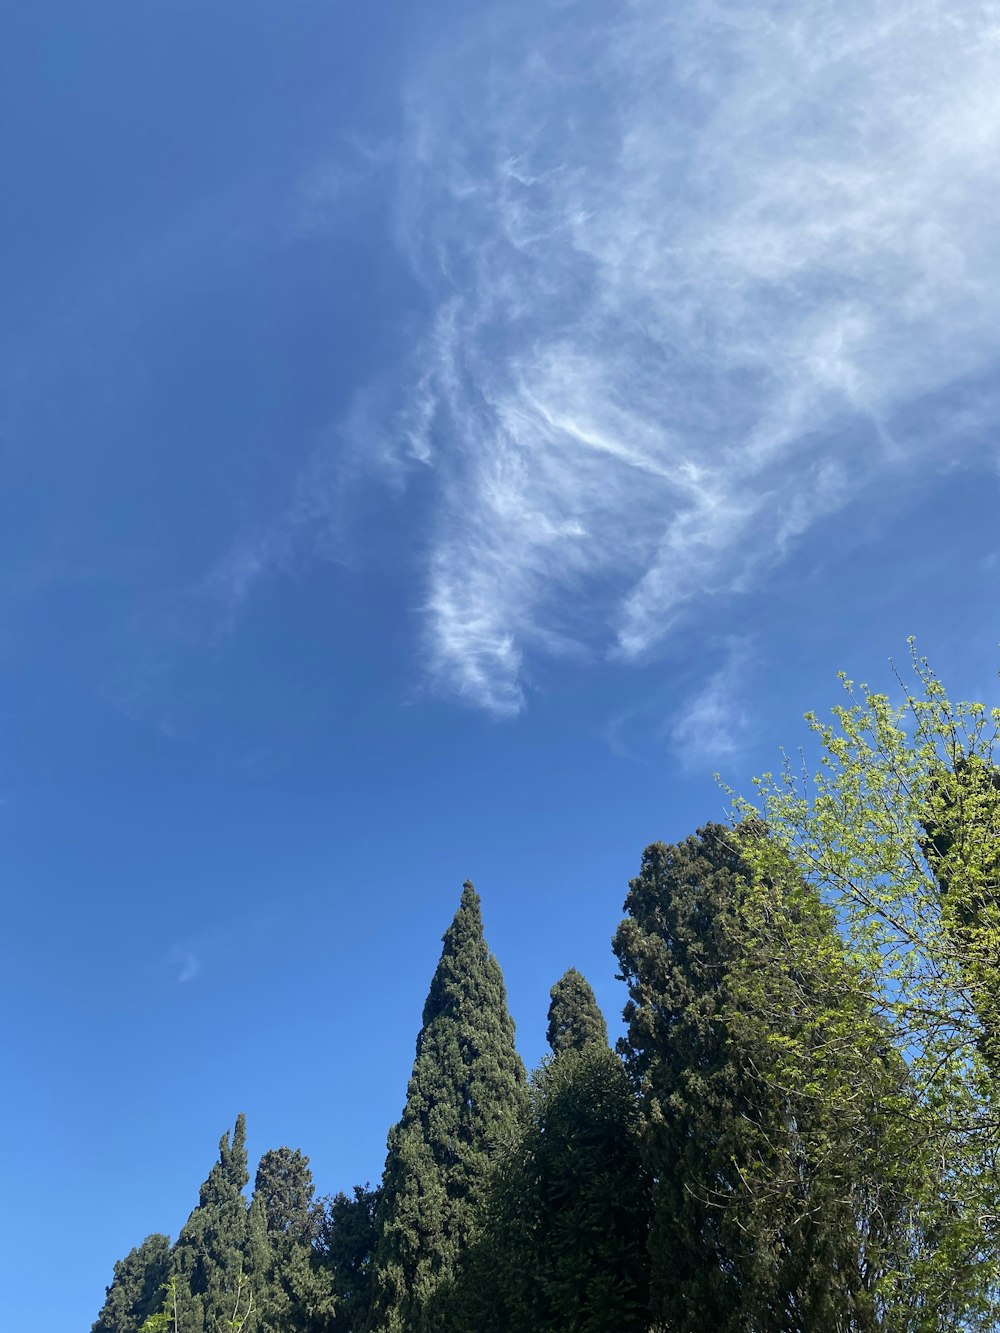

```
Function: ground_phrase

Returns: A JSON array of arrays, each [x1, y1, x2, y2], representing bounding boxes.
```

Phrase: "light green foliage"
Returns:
[[737, 646, 1000, 1323], [366, 882, 526, 1333], [545, 968, 608, 1055], [139, 1275, 180, 1333]]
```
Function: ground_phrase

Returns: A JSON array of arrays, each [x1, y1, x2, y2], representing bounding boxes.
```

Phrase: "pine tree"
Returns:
[[613, 826, 921, 1332], [92, 1233, 171, 1333], [171, 1114, 250, 1333], [366, 882, 526, 1333], [545, 967, 608, 1055]]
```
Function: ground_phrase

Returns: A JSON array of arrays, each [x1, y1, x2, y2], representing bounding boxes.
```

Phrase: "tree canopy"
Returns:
[[93, 665, 1000, 1333]]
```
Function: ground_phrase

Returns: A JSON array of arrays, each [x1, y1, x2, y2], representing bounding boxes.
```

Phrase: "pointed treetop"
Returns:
[[421, 880, 489, 1029], [368, 880, 526, 1331], [546, 968, 609, 1056]]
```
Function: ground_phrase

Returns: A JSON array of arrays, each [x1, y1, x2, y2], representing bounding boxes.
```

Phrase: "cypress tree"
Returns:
[[316, 1186, 380, 1333], [253, 1148, 317, 1242], [92, 1234, 171, 1333], [471, 974, 648, 1333], [613, 826, 920, 1332], [366, 881, 526, 1333], [249, 1147, 333, 1333], [172, 1114, 251, 1333], [546, 967, 608, 1055]]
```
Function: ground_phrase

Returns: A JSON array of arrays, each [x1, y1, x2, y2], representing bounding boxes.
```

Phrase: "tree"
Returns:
[[366, 882, 526, 1333], [613, 826, 924, 1332], [469, 1026, 649, 1333], [171, 1114, 250, 1333], [922, 755, 1000, 1077], [249, 1147, 336, 1333], [93, 1233, 171, 1333], [139, 1275, 181, 1333], [253, 1149, 318, 1244], [316, 1186, 380, 1333], [741, 647, 1000, 1323], [545, 968, 608, 1055]]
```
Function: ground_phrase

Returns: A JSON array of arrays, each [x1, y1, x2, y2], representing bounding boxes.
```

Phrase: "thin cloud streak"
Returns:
[[669, 638, 755, 770], [375, 0, 1000, 713]]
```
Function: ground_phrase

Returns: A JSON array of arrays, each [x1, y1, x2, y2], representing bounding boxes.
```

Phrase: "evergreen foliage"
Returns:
[[471, 1041, 649, 1333], [249, 1147, 335, 1333], [614, 826, 922, 1332], [171, 1114, 251, 1333], [253, 1148, 318, 1243], [365, 881, 526, 1333], [90, 658, 1000, 1333], [92, 1233, 171, 1333], [545, 968, 608, 1055], [315, 1186, 380, 1333]]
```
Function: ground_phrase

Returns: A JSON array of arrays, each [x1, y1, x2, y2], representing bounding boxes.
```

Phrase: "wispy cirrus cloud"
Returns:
[[669, 638, 755, 769], [168, 945, 200, 984], [368, 0, 1000, 714]]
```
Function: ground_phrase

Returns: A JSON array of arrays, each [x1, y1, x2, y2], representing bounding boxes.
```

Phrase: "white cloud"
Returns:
[[370, 0, 1000, 713], [169, 946, 200, 984], [669, 638, 754, 768]]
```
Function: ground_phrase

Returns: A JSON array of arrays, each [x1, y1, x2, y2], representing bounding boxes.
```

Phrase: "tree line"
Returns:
[[93, 651, 1000, 1332]]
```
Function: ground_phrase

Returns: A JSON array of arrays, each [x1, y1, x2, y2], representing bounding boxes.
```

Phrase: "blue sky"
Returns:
[[2, 1, 999, 1327]]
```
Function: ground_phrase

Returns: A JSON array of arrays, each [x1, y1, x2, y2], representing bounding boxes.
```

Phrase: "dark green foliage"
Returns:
[[545, 968, 608, 1055], [470, 1043, 649, 1333], [253, 1148, 318, 1243], [250, 1147, 336, 1333], [316, 1186, 380, 1333], [171, 1114, 251, 1333], [92, 1233, 171, 1333], [366, 882, 527, 1333], [614, 826, 920, 1333]]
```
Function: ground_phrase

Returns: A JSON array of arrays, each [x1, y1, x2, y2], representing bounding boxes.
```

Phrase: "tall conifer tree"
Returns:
[[316, 1186, 381, 1333], [171, 1114, 251, 1333], [546, 967, 608, 1055], [366, 882, 526, 1333], [614, 826, 921, 1332], [92, 1234, 171, 1333], [469, 971, 648, 1333], [249, 1147, 333, 1333]]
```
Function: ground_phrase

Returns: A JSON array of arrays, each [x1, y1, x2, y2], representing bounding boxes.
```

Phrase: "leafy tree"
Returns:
[[93, 1233, 171, 1333], [545, 967, 608, 1055], [741, 648, 1000, 1322], [922, 755, 1000, 1077], [316, 1186, 380, 1333], [139, 1274, 181, 1333], [171, 1114, 251, 1333], [366, 882, 526, 1333], [614, 826, 923, 1332]]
